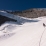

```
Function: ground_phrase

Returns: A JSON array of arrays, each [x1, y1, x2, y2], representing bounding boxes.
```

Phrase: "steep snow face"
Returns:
[[0, 11, 20, 21], [0, 16, 46, 46], [0, 11, 40, 24]]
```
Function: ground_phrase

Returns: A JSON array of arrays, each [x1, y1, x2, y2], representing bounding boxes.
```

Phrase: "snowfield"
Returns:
[[0, 11, 46, 46]]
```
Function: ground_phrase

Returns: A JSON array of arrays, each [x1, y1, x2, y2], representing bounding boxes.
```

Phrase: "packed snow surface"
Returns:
[[0, 11, 46, 46]]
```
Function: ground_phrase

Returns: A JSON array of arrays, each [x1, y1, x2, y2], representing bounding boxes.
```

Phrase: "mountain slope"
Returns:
[[0, 10, 46, 46], [0, 11, 39, 25], [7, 8, 46, 18], [0, 16, 46, 46]]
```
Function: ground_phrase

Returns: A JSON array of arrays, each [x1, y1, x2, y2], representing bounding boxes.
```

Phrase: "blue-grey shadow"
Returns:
[[17, 18, 40, 25]]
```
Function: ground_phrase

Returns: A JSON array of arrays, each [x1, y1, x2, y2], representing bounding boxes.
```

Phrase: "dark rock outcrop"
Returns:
[[0, 15, 17, 26]]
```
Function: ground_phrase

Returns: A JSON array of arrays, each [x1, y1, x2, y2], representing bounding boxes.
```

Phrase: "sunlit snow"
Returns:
[[0, 11, 46, 46]]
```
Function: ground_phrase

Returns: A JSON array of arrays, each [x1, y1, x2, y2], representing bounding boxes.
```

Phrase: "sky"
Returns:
[[0, 0, 46, 11]]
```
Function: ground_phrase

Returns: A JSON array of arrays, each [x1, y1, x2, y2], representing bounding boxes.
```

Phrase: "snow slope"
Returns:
[[0, 11, 46, 46], [0, 11, 39, 24]]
